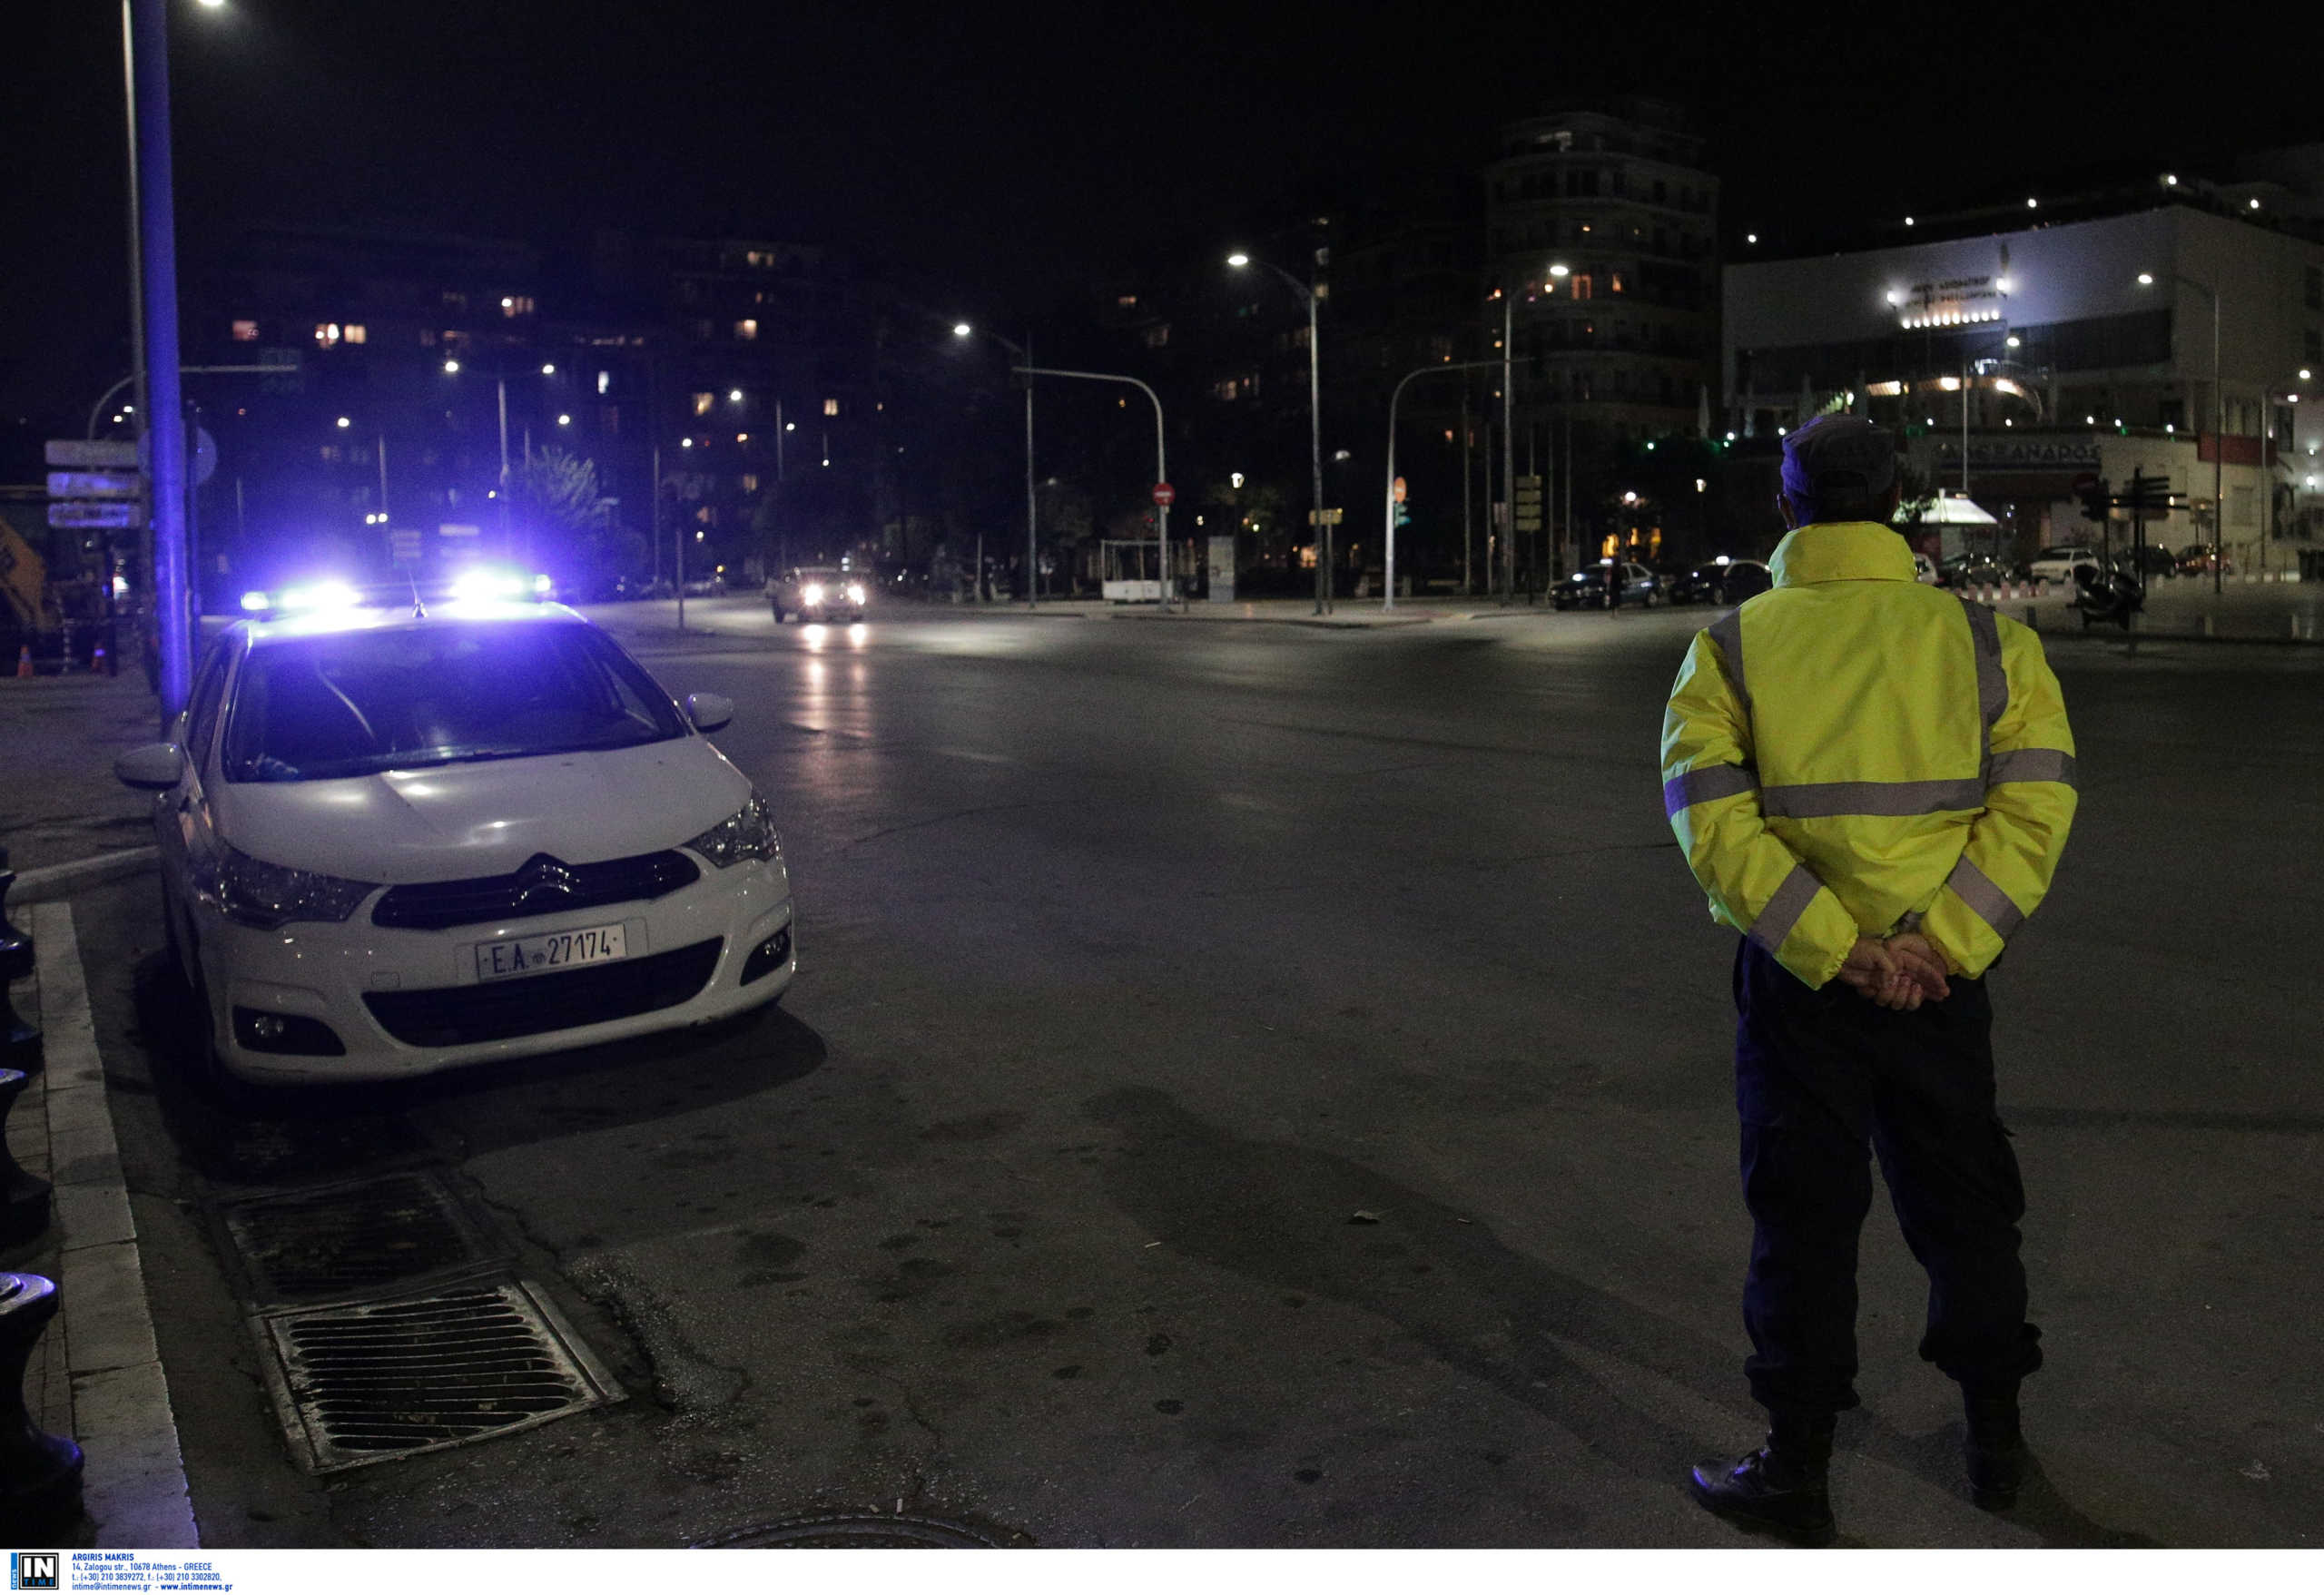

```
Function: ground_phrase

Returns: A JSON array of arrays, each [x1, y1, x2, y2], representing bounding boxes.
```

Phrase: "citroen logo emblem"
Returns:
[[514, 856, 578, 910]]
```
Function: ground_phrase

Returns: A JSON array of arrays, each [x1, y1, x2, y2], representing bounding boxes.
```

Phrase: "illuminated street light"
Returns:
[[952, 322, 972, 338], [540, 363, 556, 375], [1229, 249, 1329, 612], [557, 414, 572, 427], [729, 389, 743, 403], [443, 359, 461, 373], [335, 416, 350, 428]]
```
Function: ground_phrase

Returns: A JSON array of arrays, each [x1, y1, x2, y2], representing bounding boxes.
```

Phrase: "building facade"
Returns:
[[1724, 201, 2324, 566]]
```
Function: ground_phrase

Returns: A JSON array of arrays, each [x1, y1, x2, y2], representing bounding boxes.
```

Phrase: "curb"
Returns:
[[32, 901, 197, 1547], [14, 851, 159, 907]]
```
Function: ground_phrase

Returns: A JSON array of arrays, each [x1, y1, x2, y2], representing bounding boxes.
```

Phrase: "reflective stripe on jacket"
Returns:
[[1659, 520, 2076, 988]]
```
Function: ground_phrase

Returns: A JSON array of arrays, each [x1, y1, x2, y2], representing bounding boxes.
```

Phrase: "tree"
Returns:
[[510, 448, 625, 582]]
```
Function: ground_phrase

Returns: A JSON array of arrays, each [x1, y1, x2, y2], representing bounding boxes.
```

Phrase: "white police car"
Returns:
[[114, 593, 793, 1088]]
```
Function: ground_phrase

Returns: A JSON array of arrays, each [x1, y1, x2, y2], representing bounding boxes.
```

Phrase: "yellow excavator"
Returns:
[[0, 511, 61, 668]]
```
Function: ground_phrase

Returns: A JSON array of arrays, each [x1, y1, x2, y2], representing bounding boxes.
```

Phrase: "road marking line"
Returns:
[[34, 900, 198, 1548]]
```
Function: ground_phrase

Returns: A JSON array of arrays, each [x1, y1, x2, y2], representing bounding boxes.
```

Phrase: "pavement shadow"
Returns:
[[127, 950, 824, 1186], [1085, 1085, 2155, 1547]]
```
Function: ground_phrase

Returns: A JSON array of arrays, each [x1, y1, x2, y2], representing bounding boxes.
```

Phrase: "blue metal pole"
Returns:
[[131, 0, 191, 724]]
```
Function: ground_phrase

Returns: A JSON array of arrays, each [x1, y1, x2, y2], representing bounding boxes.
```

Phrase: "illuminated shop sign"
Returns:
[[1895, 275, 2005, 330], [1934, 437, 2103, 472]]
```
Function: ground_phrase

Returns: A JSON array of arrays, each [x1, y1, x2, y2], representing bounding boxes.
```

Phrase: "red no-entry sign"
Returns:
[[1151, 482, 1176, 507]]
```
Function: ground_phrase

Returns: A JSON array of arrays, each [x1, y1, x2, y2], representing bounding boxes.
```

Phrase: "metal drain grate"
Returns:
[[262, 1277, 623, 1471], [222, 1171, 495, 1304], [696, 1514, 1001, 1548]]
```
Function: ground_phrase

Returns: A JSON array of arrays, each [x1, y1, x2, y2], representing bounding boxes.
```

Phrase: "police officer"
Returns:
[[1659, 415, 2077, 1544]]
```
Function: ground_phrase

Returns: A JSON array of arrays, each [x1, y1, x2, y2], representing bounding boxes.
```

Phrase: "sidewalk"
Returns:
[[3, 899, 196, 1545], [0, 671, 163, 879]]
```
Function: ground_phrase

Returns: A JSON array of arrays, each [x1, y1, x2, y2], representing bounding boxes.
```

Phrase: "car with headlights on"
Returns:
[[113, 597, 794, 1089], [766, 566, 866, 624]]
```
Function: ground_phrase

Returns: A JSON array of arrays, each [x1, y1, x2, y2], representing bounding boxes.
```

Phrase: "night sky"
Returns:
[[6, 0, 2314, 424]]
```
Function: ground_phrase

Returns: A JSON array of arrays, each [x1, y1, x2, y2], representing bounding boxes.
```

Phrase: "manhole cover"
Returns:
[[261, 1276, 623, 1471], [222, 1171, 496, 1303], [696, 1515, 1001, 1549]]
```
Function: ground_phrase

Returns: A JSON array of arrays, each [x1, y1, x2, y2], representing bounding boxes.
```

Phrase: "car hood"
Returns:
[[212, 736, 754, 883]]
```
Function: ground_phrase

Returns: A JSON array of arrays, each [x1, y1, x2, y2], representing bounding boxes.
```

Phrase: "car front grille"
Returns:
[[362, 937, 723, 1048], [371, 851, 700, 930]]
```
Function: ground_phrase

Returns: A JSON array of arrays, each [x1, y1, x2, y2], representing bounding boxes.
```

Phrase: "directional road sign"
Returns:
[[49, 501, 142, 530], [45, 439, 138, 469], [46, 471, 141, 499]]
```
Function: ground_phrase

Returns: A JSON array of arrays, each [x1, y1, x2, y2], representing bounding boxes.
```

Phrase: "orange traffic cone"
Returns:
[[14, 645, 29, 679]]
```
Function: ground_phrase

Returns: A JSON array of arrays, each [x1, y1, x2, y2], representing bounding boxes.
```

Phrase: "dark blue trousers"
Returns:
[[1732, 938, 2043, 1417]]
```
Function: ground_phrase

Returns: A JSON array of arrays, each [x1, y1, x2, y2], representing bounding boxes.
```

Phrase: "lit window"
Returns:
[[740, 473, 760, 493], [419, 329, 438, 347], [692, 392, 714, 417], [1146, 323, 1171, 348], [823, 398, 839, 416], [1118, 294, 1138, 309], [500, 295, 535, 318], [596, 369, 611, 396], [1571, 275, 1593, 300], [1609, 274, 1623, 294], [231, 320, 259, 342], [314, 322, 341, 347], [734, 319, 758, 340], [343, 324, 366, 344]]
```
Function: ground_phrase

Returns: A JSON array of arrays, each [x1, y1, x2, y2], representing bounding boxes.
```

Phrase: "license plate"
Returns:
[[473, 923, 628, 982]]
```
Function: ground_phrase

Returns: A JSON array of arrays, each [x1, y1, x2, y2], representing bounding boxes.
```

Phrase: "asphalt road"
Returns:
[[80, 597, 2324, 1548]]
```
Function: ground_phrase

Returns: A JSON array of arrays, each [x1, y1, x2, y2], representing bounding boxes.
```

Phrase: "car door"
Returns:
[[161, 640, 235, 952]]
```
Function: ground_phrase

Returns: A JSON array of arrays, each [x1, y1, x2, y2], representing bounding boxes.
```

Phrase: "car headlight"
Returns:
[[684, 793, 782, 868], [844, 584, 865, 605], [802, 583, 825, 605], [200, 842, 377, 930]]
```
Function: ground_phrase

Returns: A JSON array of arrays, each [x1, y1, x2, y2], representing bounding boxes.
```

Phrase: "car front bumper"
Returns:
[[194, 856, 794, 1083]]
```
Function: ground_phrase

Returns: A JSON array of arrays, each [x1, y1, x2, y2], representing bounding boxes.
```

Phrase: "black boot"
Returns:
[[1965, 1387, 2025, 1511], [1689, 1412, 1837, 1546]]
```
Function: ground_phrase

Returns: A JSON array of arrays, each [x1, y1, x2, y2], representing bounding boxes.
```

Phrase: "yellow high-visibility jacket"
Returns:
[[1660, 521, 2076, 989]]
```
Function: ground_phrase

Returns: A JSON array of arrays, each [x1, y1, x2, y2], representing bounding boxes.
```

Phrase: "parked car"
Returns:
[[1666, 558, 1771, 606], [767, 566, 867, 623], [112, 599, 795, 1090], [2177, 544, 2234, 576], [2028, 545, 2102, 585], [1552, 559, 1661, 610], [2130, 544, 2180, 578], [1936, 553, 2008, 588], [1911, 551, 1939, 584]]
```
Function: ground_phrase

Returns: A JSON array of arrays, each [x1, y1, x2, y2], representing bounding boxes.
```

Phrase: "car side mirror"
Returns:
[[685, 693, 734, 734], [115, 743, 186, 792]]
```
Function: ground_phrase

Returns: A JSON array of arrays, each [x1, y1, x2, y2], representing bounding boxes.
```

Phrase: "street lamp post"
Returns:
[[1228, 252, 1328, 615], [124, 0, 194, 722], [2138, 271, 2223, 594], [1384, 360, 1502, 611], [1013, 366, 1170, 610], [954, 323, 1040, 606]]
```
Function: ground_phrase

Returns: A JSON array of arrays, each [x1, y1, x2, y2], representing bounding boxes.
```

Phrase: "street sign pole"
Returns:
[[129, 0, 190, 724]]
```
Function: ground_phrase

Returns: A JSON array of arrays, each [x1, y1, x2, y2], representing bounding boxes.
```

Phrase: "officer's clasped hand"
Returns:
[[1837, 933, 1953, 1011]]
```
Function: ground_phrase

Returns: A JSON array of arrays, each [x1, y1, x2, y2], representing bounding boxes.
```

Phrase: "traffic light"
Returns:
[[2078, 480, 2111, 523]]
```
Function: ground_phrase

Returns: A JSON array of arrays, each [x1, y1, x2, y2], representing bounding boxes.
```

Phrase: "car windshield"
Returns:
[[222, 622, 687, 783]]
